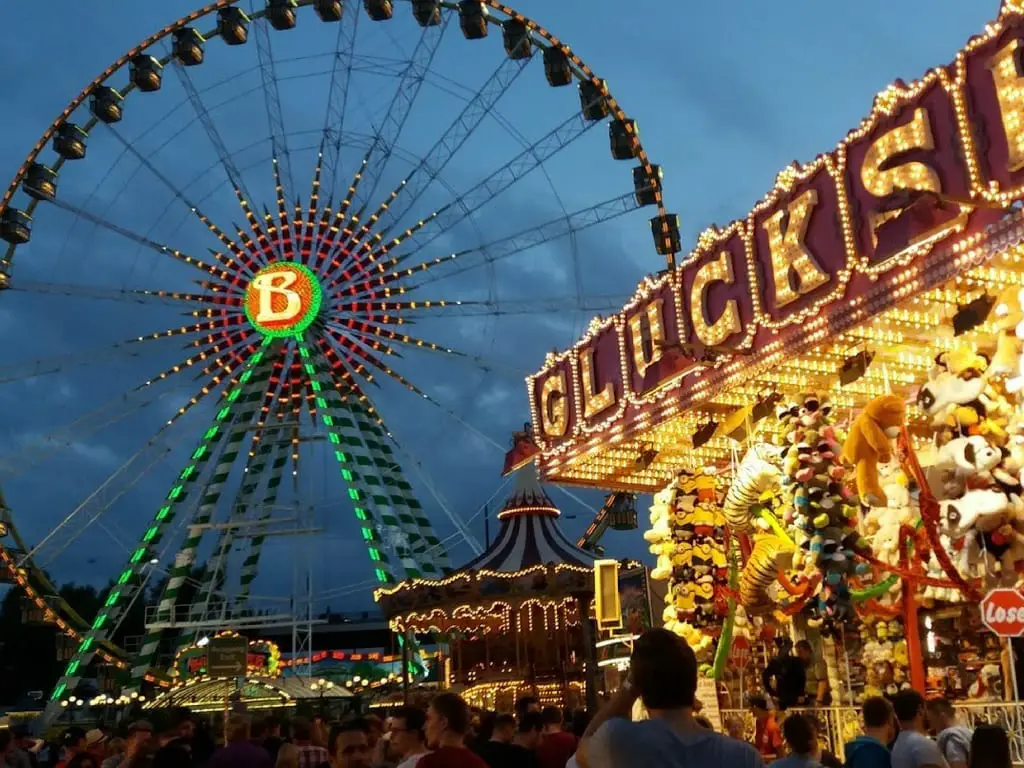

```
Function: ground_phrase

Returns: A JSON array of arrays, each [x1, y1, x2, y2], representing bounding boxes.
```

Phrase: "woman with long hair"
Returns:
[[968, 724, 1011, 768]]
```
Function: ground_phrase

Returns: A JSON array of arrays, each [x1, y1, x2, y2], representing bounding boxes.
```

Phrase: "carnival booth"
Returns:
[[376, 469, 597, 711], [522, 1, 1024, 758]]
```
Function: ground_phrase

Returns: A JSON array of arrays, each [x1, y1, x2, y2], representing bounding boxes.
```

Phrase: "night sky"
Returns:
[[0, 1, 997, 612]]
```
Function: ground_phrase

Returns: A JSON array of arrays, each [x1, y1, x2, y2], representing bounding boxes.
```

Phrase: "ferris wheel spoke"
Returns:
[[102, 124, 261, 279], [351, 13, 453, 214], [168, 59, 257, 212], [320, 328, 417, 394], [319, 4, 359, 205], [9, 279, 244, 310], [361, 53, 533, 261], [395, 293, 631, 318], [44, 197, 243, 287], [398, 192, 639, 289], [251, 4, 297, 203], [369, 104, 604, 263], [322, 208, 443, 290], [28, 416, 200, 572]]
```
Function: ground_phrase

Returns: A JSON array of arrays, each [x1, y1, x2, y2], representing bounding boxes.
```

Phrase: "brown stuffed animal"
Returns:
[[841, 394, 906, 506]]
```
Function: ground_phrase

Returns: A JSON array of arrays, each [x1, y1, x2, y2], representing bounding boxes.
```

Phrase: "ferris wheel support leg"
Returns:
[[234, 442, 289, 609], [39, 341, 276, 727], [297, 340, 399, 585], [178, 427, 289, 649], [345, 402, 451, 575], [128, 346, 283, 689]]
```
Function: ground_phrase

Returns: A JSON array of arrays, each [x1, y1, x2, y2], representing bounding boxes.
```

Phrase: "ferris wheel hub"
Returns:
[[244, 262, 323, 338]]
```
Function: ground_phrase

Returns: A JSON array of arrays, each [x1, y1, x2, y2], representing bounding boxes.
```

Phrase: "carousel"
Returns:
[[376, 470, 597, 711]]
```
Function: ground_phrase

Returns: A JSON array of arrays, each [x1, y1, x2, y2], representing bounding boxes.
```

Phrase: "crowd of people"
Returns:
[[0, 629, 1016, 768]]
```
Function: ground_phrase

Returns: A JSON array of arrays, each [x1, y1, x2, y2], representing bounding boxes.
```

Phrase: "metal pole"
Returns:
[[402, 632, 410, 705], [484, 506, 490, 548], [1007, 638, 1019, 701], [578, 596, 599, 714]]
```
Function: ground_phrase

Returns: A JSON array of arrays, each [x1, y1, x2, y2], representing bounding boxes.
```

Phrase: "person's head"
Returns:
[[426, 693, 471, 748], [925, 698, 957, 733], [264, 716, 282, 738], [570, 709, 591, 740], [492, 714, 516, 743], [630, 628, 698, 712], [363, 715, 384, 749], [67, 755, 100, 768], [292, 717, 314, 742], [515, 696, 541, 718], [516, 712, 544, 750], [225, 714, 251, 744], [275, 742, 299, 768], [390, 707, 427, 758], [540, 707, 562, 735], [970, 724, 1011, 768], [725, 716, 745, 740], [796, 640, 812, 665], [775, 636, 794, 656], [328, 720, 371, 768], [782, 714, 818, 758], [107, 738, 126, 757], [168, 708, 195, 741], [891, 690, 926, 731], [126, 720, 153, 749], [63, 726, 88, 756], [85, 729, 107, 754], [748, 695, 771, 722], [862, 697, 895, 743]]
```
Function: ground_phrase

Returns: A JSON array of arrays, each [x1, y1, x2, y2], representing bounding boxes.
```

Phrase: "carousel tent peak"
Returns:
[[500, 466, 560, 520]]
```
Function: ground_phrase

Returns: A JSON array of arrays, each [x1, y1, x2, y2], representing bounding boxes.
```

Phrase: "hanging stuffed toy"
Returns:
[[841, 394, 906, 507]]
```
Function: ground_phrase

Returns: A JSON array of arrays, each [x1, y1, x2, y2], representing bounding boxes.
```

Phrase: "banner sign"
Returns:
[[528, 8, 1024, 482]]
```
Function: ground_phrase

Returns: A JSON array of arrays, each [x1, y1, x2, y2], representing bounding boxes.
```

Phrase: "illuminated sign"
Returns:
[[244, 262, 323, 338], [528, 9, 1024, 452]]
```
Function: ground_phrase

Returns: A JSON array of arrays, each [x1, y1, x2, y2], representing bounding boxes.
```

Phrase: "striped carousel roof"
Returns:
[[460, 468, 597, 573]]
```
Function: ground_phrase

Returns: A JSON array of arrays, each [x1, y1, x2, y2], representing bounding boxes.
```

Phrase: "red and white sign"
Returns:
[[980, 588, 1024, 637], [729, 635, 751, 664]]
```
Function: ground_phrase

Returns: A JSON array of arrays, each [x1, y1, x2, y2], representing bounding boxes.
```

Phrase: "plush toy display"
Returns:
[[649, 469, 727, 653], [917, 343, 1024, 587], [859, 465, 913, 601], [775, 392, 857, 630], [724, 443, 782, 533], [841, 394, 906, 507]]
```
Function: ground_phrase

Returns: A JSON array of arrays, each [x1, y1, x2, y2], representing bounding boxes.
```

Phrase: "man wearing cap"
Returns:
[[102, 721, 153, 768], [55, 727, 88, 768]]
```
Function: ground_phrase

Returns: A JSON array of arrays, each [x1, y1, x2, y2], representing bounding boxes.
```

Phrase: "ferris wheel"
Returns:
[[0, 0, 676, 725]]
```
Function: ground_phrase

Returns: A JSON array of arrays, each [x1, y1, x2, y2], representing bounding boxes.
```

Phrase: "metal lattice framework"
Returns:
[[0, 0, 674, 727]]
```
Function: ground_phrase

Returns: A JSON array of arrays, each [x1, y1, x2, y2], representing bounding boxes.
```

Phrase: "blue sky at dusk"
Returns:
[[0, 1, 999, 611]]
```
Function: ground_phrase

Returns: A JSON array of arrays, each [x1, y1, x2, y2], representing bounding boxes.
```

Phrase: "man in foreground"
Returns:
[[537, 707, 576, 768], [390, 707, 431, 768], [209, 713, 272, 768], [925, 699, 972, 768], [419, 693, 488, 768], [326, 721, 372, 768], [578, 628, 764, 768], [845, 697, 896, 768], [891, 690, 949, 768], [770, 714, 821, 768]]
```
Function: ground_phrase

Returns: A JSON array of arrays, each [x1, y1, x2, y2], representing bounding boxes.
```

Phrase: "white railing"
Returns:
[[720, 703, 1024, 764]]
